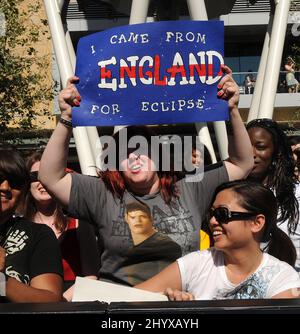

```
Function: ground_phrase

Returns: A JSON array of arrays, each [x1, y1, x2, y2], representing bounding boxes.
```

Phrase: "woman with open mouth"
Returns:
[[39, 65, 254, 287]]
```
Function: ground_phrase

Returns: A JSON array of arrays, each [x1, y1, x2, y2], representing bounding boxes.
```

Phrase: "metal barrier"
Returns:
[[0, 299, 300, 314]]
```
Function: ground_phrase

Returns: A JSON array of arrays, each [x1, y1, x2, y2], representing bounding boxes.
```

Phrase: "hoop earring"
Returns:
[[269, 160, 276, 171]]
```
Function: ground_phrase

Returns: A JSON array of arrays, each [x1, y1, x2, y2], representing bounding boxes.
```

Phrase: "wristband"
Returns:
[[59, 117, 73, 128]]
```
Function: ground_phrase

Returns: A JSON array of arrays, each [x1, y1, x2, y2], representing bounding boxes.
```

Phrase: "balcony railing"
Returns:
[[233, 71, 300, 95]]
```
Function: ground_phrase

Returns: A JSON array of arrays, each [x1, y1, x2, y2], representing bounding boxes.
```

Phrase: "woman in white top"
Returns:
[[136, 180, 300, 300]]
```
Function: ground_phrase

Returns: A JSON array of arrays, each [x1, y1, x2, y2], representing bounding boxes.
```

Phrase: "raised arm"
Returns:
[[285, 63, 293, 72], [39, 77, 81, 207], [217, 65, 253, 180]]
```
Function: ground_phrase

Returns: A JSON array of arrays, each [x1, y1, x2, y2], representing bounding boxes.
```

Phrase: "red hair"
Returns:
[[98, 169, 179, 204]]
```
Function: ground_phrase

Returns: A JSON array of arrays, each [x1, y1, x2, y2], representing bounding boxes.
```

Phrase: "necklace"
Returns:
[[35, 212, 64, 237], [35, 212, 56, 227]]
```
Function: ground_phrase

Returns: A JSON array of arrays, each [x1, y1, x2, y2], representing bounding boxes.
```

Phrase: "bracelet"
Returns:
[[59, 117, 74, 128]]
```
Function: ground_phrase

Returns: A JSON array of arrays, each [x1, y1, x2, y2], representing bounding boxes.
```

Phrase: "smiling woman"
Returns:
[[0, 151, 32, 227], [21, 150, 100, 302], [246, 119, 300, 271], [136, 180, 300, 300], [0, 149, 63, 303]]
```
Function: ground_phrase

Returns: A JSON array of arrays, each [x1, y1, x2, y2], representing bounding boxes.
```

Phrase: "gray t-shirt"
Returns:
[[68, 165, 228, 285]]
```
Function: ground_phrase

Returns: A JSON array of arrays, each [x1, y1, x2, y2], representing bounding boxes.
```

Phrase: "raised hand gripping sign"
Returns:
[[73, 20, 227, 126]]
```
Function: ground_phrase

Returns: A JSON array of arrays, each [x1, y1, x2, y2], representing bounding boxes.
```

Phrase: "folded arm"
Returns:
[[6, 273, 63, 303]]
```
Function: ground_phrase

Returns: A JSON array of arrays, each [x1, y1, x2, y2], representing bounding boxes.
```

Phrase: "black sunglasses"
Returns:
[[0, 174, 25, 190], [29, 171, 39, 183], [208, 207, 257, 225], [246, 118, 279, 133]]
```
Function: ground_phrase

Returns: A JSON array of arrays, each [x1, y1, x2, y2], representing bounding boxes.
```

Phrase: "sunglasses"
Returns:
[[246, 118, 275, 128], [29, 171, 39, 183], [208, 207, 257, 225], [0, 174, 25, 190]]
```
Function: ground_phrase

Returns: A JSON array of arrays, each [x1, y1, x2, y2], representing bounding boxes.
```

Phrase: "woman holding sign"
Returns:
[[39, 65, 254, 286]]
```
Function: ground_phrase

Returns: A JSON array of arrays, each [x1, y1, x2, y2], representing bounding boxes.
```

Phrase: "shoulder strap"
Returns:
[[67, 217, 77, 229]]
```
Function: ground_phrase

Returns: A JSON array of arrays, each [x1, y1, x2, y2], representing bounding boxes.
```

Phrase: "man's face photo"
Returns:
[[125, 210, 154, 236]]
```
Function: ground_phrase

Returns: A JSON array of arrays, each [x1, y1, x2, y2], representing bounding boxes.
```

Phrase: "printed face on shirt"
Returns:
[[247, 127, 275, 181], [120, 152, 159, 194], [30, 161, 52, 204], [125, 209, 155, 236], [209, 189, 255, 250]]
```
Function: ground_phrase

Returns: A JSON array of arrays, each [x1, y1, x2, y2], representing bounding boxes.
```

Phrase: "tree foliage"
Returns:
[[0, 0, 56, 131]]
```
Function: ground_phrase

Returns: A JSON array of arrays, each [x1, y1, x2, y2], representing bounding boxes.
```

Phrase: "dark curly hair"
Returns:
[[246, 118, 299, 234]]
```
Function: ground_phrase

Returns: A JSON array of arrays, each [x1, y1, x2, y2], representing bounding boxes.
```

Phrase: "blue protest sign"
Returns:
[[73, 20, 227, 126]]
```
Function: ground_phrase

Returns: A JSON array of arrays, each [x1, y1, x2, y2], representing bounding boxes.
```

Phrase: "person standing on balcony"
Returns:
[[285, 57, 299, 93], [244, 70, 256, 94]]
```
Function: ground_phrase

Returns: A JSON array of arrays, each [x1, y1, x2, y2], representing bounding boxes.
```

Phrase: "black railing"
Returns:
[[233, 71, 300, 94]]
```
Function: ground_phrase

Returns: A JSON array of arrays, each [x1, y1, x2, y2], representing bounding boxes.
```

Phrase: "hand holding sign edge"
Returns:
[[216, 65, 239, 111], [59, 76, 81, 121]]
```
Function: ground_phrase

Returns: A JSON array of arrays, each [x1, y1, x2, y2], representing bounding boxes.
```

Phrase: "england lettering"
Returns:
[[98, 51, 223, 91]]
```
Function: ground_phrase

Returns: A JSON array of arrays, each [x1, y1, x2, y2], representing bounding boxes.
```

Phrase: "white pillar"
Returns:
[[129, 0, 150, 24], [44, 0, 96, 175], [56, 0, 65, 11], [187, 0, 208, 15], [65, 27, 101, 167], [247, 15, 274, 122], [187, 0, 225, 162], [213, 121, 228, 160], [258, 0, 291, 119], [195, 124, 217, 163]]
